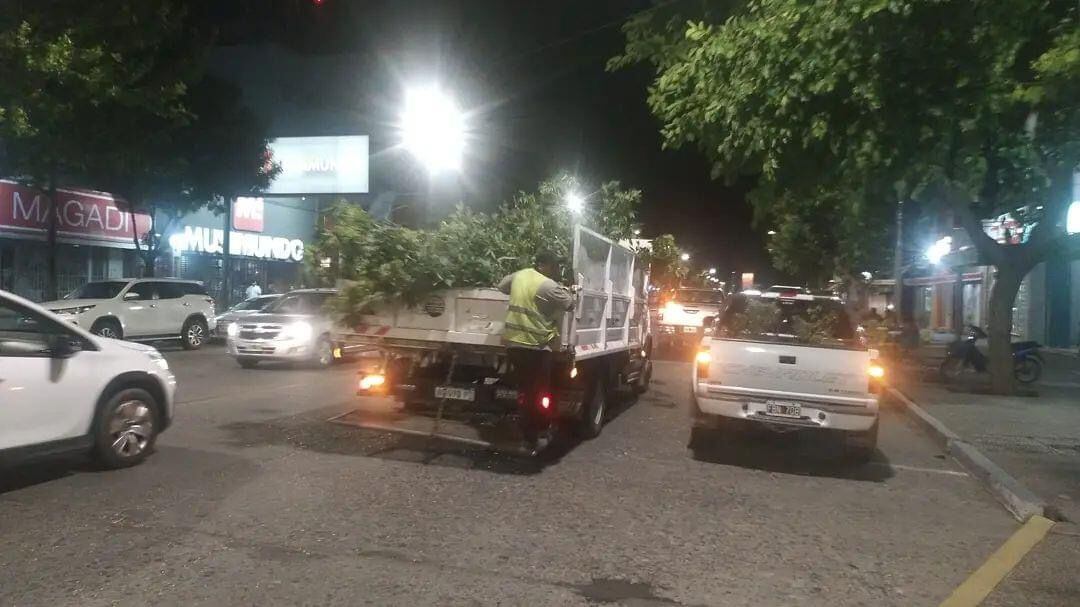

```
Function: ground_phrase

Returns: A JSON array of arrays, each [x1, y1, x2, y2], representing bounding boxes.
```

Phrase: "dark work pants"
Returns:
[[507, 347, 553, 443]]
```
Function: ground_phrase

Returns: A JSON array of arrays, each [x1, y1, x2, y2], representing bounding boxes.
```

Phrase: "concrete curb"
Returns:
[[885, 386, 1047, 523]]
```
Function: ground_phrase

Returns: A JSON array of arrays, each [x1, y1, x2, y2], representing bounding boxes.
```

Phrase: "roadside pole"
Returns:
[[222, 196, 233, 308], [892, 197, 904, 318]]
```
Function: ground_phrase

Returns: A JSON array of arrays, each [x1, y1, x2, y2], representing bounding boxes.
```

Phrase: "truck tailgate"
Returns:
[[701, 338, 872, 402]]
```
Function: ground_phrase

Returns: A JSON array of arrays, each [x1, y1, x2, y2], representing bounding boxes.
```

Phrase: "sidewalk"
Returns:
[[891, 351, 1080, 523]]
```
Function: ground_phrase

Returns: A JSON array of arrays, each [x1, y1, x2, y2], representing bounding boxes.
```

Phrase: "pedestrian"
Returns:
[[245, 280, 262, 300], [497, 250, 574, 446]]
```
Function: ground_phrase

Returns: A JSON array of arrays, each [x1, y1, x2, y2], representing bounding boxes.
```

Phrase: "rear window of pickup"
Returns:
[[717, 295, 856, 346]]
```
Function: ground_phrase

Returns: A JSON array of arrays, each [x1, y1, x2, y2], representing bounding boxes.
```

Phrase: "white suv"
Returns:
[[41, 278, 216, 350], [0, 289, 176, 468]]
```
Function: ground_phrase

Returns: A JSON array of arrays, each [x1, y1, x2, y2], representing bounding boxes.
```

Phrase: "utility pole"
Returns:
[[892, 197, 905, 320]]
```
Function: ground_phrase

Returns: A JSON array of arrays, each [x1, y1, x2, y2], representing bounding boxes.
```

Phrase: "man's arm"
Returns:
[[496, 272, 515, 295], [536, 279, 574, 313]]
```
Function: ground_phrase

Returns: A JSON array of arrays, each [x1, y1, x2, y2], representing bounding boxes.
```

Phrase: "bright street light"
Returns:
[[680, 252, 691, 262], [767, 230, 777, 235], [400, 85, 466, 173], [565, 191, 585, 214], [926, 236, 952, 265], [708, 267, 717, 275]]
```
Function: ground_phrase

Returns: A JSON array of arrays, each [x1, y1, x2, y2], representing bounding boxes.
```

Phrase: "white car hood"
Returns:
[[41, 298, 110, 310]]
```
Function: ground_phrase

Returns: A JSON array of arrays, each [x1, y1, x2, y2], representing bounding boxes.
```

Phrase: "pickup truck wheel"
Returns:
[[844, 420, 879, 463], [181, 318, 208, 350], [578, 379, 606, 439], [237, 357, 259, 369], [93, 388, 160, 469], [633, 360, 652, 394]]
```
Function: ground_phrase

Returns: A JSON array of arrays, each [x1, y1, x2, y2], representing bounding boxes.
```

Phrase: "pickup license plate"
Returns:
[[434, 386, 476, 402], [765, 400, 801, 418], [683, 326, 698, 333]]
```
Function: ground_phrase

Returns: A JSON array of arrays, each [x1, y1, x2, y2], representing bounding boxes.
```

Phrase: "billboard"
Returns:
[[264, 136, 369, 195]]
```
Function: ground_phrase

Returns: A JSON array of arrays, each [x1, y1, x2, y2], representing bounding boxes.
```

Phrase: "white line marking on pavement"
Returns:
[[880, 463, 969, 477]]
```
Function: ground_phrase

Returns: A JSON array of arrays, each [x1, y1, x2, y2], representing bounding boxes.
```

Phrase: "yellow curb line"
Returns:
[[940, 515, 1055, 607]]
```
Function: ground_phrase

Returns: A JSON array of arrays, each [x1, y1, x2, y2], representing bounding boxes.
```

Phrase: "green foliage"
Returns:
[[641, 233, 686, 289], [309, 176, 648, 323], [617, 0, 1080, 279]]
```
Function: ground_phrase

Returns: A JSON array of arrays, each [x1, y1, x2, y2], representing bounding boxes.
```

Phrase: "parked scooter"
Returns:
[[939, 325, 1044, 384]]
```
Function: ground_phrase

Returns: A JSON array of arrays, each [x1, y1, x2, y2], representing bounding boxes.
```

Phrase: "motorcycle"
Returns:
[[939, 325, 1043, 384]]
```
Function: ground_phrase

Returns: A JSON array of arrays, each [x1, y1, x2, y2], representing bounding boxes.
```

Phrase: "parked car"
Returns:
[[691, 291, 883, 461], [213, 294, 282, 339], [41, 278, 216, 350], [225, 288, 341, 368], [0, 289, 176, 468]]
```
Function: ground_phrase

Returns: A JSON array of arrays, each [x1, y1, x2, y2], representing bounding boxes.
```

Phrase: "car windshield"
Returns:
[[718, 295, 856, 345], [264, 292, 333, 315], [231, 296, 277, 312], [64, 281, 128, 300], [676, 289, 724, 305]]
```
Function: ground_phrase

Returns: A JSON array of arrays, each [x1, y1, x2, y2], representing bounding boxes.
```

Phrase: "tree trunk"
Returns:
[[141, 250, 157, 277], [986, 264, 1024, 394], [45, 178, 59, 301]]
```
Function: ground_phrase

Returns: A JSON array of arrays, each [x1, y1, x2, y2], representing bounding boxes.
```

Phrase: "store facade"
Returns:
[[159, 196, 317, 305], [0, 180, 150, 301]]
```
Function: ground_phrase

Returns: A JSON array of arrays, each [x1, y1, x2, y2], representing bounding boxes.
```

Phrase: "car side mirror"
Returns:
[[48, 334, 82, 359], [123, 292, 139, 301]]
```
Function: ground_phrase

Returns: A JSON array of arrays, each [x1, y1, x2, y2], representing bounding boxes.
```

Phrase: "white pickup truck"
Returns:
[[690, 291, 884, 461], [656, 288, 725, 351]]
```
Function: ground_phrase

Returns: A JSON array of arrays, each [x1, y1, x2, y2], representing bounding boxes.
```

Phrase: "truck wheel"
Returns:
[[844, 420, 878, 463], [578, 378, 606, 439], [633, 360, 652, 394]]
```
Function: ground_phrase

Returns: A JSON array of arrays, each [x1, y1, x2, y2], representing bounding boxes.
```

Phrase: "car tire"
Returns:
[[312, 336, 335, 369], [181, 317, 208, 350], [844, 420, 878, 463], [91, 318, 123, 340], [577, 377, 606, 439], [93, 387, 160, 469], [237, 357, 259, 369]]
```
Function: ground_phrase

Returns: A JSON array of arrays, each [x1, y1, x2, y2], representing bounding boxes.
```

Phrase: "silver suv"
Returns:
[[41, 278, 217, 350]]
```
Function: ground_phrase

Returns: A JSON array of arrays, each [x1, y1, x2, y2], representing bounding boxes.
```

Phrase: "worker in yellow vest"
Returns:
[[497, 250, 574, 445]]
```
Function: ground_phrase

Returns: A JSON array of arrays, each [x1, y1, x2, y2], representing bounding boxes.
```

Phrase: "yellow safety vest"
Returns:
[[504, 268, 558, 347]]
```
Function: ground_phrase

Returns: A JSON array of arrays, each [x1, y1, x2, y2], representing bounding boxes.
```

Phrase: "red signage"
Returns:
[[233, 196, 264, 232], [0, 180, 151, 246]]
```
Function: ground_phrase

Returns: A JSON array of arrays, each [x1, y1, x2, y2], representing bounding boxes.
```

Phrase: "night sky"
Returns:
[[216, 0, 779, 283]]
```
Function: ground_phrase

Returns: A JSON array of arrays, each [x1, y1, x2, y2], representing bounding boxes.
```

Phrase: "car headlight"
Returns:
[[226, 322, 240, 337], [53, 305, 96, 315], [280, 321, 313, 341], [147, 348, 169, 371]]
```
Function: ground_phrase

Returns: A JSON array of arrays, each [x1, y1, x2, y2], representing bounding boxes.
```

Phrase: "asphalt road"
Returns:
[[1, 345, 1019, 606]]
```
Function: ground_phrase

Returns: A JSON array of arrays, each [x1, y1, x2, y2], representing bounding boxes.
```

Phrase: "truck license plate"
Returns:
[[434, 386, 476, 402], [765, 400, 801, 418]]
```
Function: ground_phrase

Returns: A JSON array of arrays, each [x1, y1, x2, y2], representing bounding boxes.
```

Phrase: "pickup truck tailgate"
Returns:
[[702, 338, 872, 401]]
